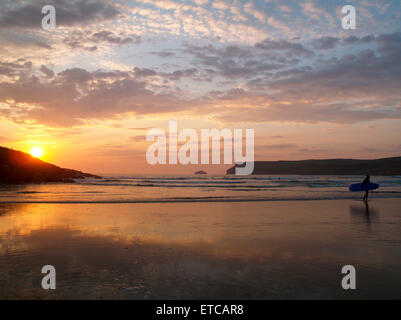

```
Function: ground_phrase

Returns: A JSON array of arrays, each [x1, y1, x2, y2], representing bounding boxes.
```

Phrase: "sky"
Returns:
[[0, 0, 400, 174]]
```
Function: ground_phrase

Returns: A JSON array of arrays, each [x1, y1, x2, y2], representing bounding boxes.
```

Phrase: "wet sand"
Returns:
[[0, 199, 401, 299]]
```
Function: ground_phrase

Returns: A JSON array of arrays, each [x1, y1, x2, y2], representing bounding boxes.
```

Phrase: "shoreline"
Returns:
[[0, 195, 398, 204]]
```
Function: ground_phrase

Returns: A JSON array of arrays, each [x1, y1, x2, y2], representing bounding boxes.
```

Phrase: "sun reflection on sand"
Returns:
[[1, 200, 401, 299]]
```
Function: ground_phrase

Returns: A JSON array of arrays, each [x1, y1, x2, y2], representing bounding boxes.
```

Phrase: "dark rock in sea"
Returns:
[[227, 157, 401, 175], [194, 170, 207, 174], [0, 146, 101, 184]]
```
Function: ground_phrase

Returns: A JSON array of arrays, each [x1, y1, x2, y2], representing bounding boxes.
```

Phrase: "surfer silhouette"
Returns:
[[362, 174, 370, 201]]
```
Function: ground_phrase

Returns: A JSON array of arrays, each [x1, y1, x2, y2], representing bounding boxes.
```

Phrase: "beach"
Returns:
[[1, 198, 401, 299]]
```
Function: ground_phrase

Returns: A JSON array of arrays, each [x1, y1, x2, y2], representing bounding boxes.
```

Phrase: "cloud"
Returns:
[[63, 30, 140, 51], [0, 65, 197, 126], [297, 147, 333, 154], [212, 1, 230, 11], [311, 36, 339, 50], [164, 68, 199, 80], [149, 51, 176, 58], [267, 37, 401, 102], [198, 33, 401, 124], [40, 65, 55, 77], [0, 32, 400, 128], [133, 66, 202, 82], [184, 43, 294, 78], [0, 59, 32, 78], [301, 1, 334, 26], [133, 67, 158, 78], [262, 143, 297, 150], [342, 35, 375, 46], [214, 102, 401, 125], [266, 16, 293, 35], [0, 0, 122, 29], [244, 2, 266, 23], [192, 0, 209, 5], [0, 31, 53, 50], [255, 38, 315, 58], [58, 67, 93, 82], [129, 135, 147, 142], [91, 30, 138, 45], [128, 127, 153, 131]]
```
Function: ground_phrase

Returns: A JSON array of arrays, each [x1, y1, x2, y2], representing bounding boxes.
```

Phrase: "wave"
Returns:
[[0, 197, 367, 204], [2, 175, 401, 204], [2, 194, 401, 204], [15, 191, 43, 194]]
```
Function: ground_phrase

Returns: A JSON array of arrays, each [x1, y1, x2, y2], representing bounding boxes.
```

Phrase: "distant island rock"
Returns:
[[194, 170, 207, 174], [227, 157, 401, 175], [0, 146, 101, 184]]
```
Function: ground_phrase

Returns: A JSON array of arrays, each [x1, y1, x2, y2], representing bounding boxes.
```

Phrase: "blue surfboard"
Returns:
[[349, 182, 379, 192]]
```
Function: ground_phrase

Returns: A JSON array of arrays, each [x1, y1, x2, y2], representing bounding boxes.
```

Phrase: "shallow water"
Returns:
[[0, 199, 401, 299], [0, 175, 401, 203]]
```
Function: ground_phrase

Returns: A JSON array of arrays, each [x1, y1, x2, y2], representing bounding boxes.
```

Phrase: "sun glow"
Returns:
[[30, 146, 44, 158]]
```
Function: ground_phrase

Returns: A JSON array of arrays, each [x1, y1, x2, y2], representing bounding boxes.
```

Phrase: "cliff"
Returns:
[[227, 157, 401, 175], [0, 146, 101, 184]]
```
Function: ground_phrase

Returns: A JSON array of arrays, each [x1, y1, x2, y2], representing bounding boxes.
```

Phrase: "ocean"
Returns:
[[1, 175, 401, 203]]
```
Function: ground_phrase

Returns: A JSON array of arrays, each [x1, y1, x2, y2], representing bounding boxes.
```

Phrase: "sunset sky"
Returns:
[[0, 0, 400, 174]]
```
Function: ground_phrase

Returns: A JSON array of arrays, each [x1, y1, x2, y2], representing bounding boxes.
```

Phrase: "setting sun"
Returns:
[[29, 147, 44, 158]]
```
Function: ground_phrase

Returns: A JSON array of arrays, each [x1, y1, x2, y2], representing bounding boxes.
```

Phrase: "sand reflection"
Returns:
[[1, 200, 401, 299]]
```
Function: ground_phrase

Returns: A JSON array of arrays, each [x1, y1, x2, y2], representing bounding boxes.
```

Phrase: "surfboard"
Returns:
[[349, 182, 380, 192]]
